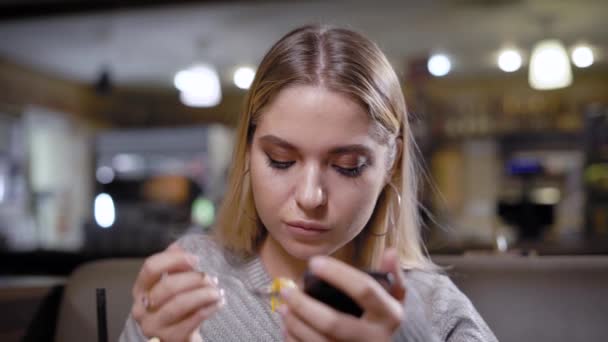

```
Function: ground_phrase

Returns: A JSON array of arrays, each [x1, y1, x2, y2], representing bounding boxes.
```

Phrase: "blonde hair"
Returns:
[[214, 25, 435, 271]]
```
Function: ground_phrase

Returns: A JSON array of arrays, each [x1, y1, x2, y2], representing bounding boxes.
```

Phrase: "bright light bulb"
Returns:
[[96, 166, 115, 184], [179, 90, 222, 108], [112, 154, 145, 173], [428, 54, 451, 77], [174, 65, 222, 107], [571, 45, 594, 68], [498, 49, 522, 72], [528, 39, 572, 90], [233, 67, 255, 89], [94, 193, 115, 228]]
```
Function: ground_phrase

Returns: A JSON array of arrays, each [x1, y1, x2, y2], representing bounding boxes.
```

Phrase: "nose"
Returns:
[[295, 164, 327, 211]]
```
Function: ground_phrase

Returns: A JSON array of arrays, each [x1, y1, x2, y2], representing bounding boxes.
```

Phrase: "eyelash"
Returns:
[[334, 164, 367, 177], [266, 157, 294, 170], [265, 156, 367, 178]]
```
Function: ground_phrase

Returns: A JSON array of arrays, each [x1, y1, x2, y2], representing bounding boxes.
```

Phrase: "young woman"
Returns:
[[120, 25, 497, 342]]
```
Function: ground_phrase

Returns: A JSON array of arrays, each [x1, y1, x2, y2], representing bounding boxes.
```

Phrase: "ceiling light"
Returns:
[[112, 153, 145, 173], [233, 67, 255, 89], [497, 49, 522, 72], [528, 39, 572, 90], [180, 90, 221, 108], [427, 54, 451, 77], [96, 166, 115, 184], [94, 193, 115, 228], [571, 45, 594, 68], [174, 65, 222, 107]]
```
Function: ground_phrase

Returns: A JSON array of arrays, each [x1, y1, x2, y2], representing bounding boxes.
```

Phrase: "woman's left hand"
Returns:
[[278, 248, 406, 342]]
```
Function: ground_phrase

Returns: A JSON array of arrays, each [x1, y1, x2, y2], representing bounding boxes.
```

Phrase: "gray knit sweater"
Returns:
[[120, 234, 497, 341]]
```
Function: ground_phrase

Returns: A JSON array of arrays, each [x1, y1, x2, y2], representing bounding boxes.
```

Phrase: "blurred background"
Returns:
[[0, 0, 607, 340]]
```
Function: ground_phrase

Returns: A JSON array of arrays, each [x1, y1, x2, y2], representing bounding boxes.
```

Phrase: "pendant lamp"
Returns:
[[528, 39, 572, 90]]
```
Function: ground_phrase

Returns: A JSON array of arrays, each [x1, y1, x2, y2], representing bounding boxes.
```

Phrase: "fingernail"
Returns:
[[211, 276, 219, 286], [279, 286, 293, 299], [218, 296, 226, 307], [141, 295, 149, 309], [309, 256, 326, 272], [219, 288, 225, 298]]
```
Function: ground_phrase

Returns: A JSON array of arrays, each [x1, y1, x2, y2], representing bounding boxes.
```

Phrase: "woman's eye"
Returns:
[[266, 156, 294, 170], [334, 164, 367, 178]]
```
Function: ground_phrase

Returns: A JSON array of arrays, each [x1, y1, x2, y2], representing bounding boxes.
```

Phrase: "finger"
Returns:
[[278, 304, 329, 342], [167, 241, 183, 252], [189, 331, 203, 342], [280, 286, 361, 340], [163, 302, 221, 342], [284, 331, 301, 342], [308, 256, 402, 321], [145, 302, 216, 342], [379, 248, 406, 301], [134, 250, 199, 296], [148, 271, 213, 310], [156, 286, 224, 327]]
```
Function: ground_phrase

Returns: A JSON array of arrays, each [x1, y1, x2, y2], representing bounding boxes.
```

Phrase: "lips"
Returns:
[[284, 220, 329, 232]]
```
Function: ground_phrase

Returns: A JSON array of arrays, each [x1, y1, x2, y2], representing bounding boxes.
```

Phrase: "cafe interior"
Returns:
[[0, 0, 607, 341]]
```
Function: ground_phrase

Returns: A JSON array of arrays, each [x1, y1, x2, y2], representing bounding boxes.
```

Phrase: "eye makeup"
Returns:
[[265, 153, 370, 178], [332, 163, 368, 177], [266, 155, 294, 169], [332, 154, 370, 177], [259, 134, 374, 178]]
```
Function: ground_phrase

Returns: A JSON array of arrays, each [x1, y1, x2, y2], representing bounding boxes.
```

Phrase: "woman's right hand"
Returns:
[[131, 243, 225, 342]]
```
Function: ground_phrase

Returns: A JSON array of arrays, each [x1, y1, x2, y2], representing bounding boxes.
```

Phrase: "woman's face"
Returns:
[[249, 85, 391, 260]]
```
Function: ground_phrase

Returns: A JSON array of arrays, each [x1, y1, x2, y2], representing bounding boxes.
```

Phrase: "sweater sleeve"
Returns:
[[118, 315, 147, 342], [392, 271, 497, 342], [391, 278, 442, 342], [441, 283, 498, 342]]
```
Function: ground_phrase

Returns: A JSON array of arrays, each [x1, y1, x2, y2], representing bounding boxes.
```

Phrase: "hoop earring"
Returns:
[[371, 182, 401, 236], [387, 182, 402, 208]]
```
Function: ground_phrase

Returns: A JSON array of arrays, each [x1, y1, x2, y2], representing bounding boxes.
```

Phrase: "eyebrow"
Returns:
[[258, 134, 373, 156]]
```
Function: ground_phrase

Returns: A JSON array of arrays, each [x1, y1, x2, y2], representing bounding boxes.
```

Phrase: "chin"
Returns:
[[281, 239, 334, 260]]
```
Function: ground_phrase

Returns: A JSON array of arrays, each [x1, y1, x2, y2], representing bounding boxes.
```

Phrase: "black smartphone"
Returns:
[[303, 270, 394, 317]]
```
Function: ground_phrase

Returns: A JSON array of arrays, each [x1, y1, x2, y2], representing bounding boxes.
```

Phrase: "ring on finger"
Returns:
[[141, 293, 151, 311]]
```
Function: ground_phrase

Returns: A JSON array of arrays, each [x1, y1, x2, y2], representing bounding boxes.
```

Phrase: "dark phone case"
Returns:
[[303, 271, 394, 317]]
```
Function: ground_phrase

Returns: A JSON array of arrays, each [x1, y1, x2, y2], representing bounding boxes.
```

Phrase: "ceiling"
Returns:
[[0, 0, 607, 89]]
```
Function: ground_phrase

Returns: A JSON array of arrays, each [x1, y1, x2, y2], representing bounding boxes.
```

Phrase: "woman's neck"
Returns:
[[259, 235, 355, 286], [259, 236, 307, 286]]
